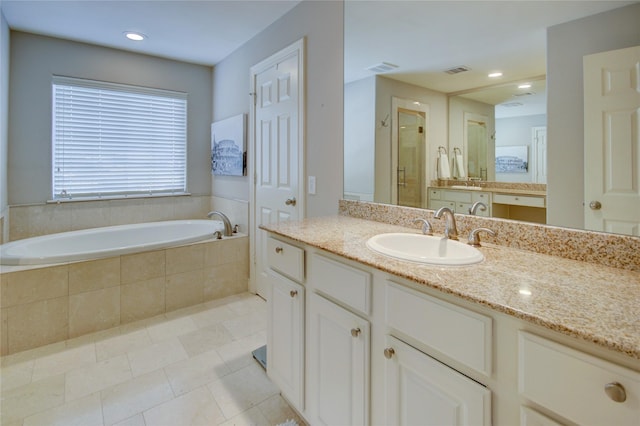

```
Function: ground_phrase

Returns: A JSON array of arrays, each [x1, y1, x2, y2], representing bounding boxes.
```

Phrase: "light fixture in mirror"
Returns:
[[343, 0, 640, 236]]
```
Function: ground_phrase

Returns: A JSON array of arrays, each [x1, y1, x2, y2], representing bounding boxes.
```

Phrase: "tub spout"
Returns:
[[207, 211, 233, 237]]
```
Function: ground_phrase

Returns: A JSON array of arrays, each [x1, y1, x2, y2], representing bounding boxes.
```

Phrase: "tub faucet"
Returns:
[[207, 211, 233, 237], [434, 207, 459, 240]]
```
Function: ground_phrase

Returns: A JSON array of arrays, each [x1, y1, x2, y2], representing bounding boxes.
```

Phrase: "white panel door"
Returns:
[[307, 293, 369, 426], [384, 335, 491, 426], [584, 45, 640, 235], [251, 39, 304, 298]]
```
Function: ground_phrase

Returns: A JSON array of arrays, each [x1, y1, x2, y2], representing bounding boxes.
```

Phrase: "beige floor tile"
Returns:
[[190, 304, 237, 329], [178, 324, 233, 357], [257, 394, 305, 426], [100, 370, 174, 426], [65, 354, 132, 402], [22, 392, 103, 426], [146, 316, 198, 343], [0, 358, 34, 392], [127, 338, 188, 377], [1, 341, 67, 367], [164, 349, 231, 396], [225, 294, 266, 317], [215, 331, 267, 373], [206, 363, 279, 419], [218, 406, 270, 426], [143, 386, 225, 426], [66, 327, 122, 350], [112, 413, 146, 426], [222, 311, 267, 340], [0, 374, 66, 424], [31, 343, 96, 382], [95, 329, 153, 362]]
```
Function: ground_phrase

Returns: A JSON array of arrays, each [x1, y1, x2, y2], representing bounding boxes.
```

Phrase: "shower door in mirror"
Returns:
[[396, 108, 427, 208]]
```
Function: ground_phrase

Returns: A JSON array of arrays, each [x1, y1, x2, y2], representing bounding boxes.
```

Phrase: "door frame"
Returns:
[[249, 38, 306, 294], [531, 126, 547, 184]]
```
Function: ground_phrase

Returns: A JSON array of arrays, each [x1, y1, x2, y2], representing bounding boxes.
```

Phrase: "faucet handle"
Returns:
[[413, 218, 433, 236], [468, 228, 496, 247]]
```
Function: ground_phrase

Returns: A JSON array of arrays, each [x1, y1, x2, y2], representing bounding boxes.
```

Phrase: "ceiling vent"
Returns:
[[513, 92, 535, 97], [500, 102, 524, 108], [366, 62, 399, 73], [444, 65, 471, 75]]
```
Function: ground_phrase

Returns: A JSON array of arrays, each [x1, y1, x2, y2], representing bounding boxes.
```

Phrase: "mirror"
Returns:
[[344, 0, 640, 235]]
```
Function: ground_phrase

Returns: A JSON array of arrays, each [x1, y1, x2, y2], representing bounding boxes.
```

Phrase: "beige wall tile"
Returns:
[[69, 201, 112, 231], [165, 269, 204, 312], [69, 257, 120, 295], [121, 250, 165, 284], [120, 277, 165, 324], [27, 204, 73, 239], [68, 287, 120, 338], [204, 236, 249, 267], [166, 244, 204, 276], [9, 206, 30, 241], [204, 263, 247, 301], [1, 265, 68, 308], [7, 297, 69, 354], [1, 308, 7, 356]]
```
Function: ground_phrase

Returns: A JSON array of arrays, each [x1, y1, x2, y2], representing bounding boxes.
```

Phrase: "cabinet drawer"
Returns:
[[472, 192, 491, 203], [494, 193, 545, 208], [310, 254, 371, 315], [267, 237, 304, 283], [428, 188, 441, 200], [442, 190, 473, 203], [519, 332, 640, 426], [386, 281, 492, 375]]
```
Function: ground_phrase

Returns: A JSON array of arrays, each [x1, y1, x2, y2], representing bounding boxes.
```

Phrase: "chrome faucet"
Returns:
[[433, 207, 459, 240], [468, 201, 487, 216], [207, 211, 233, 237], [467, 227, 496, 247], [413, 218, 434, 235]]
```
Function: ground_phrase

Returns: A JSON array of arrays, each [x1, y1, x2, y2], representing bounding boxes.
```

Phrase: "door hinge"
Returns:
[[249, 92, 256, 106]]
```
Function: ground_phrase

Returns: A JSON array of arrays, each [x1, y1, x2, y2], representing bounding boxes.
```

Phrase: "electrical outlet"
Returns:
[[308, 176, 316, 195]]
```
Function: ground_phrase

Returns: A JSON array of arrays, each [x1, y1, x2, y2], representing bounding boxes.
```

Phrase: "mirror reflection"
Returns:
[[344, 1, 640, 235]]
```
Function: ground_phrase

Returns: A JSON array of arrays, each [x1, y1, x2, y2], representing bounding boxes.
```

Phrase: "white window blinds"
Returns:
[[52, 76, 187, 200]]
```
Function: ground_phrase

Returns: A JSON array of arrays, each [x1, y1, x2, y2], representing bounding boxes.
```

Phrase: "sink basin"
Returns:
[[450, 185, 482, 190], [366, 233, 484, 266]]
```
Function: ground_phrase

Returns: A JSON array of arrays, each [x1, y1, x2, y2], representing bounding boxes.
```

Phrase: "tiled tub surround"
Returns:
[[261, 212, 640, 361], [0, 235, 249, 355]]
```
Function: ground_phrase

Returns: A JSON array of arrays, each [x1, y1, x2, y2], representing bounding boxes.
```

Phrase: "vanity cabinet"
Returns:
[[428, 188, 492, 217], [384, 335, 492, 426], [266, 237, 305, 411]]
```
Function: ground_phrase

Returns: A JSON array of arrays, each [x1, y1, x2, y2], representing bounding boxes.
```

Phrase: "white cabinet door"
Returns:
[[267, 271, 304, 410], [384, 335, 491, 426], [307, 293, 370, 426]]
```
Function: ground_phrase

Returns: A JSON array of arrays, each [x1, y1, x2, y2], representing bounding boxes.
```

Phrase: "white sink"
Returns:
[[450, 185, 482, 190], [366, 233, 484, 266]]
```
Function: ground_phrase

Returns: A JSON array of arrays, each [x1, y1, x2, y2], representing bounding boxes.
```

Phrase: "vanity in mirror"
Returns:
[[343, 1, 640, 235]]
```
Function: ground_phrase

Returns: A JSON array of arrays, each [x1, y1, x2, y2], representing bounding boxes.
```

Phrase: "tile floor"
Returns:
[[0, 293, 305, 426]]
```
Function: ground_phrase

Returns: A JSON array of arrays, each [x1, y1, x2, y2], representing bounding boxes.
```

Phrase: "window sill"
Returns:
[[47, 193, 192, 204]]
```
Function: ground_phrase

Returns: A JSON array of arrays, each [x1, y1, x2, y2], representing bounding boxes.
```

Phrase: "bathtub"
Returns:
[[0, 220, 224, 265]]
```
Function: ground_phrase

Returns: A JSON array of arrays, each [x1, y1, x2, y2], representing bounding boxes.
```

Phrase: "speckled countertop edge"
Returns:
[[261, 215, 640, 360]]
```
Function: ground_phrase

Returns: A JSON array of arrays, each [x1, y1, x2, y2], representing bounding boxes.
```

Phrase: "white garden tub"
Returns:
[[0, 220, 224, 265]]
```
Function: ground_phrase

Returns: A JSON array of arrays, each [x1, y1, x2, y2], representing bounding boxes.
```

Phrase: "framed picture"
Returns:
[[211, 114, 246, 176], [495, 145, 528, 173]]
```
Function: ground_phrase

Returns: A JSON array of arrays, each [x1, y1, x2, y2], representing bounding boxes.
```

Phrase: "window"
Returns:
[[52, 76, 187, 200]]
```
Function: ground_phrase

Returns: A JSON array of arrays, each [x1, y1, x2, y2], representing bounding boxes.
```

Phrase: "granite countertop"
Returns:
[[261, 215, 640, 360], [430, 185, 547, 197]]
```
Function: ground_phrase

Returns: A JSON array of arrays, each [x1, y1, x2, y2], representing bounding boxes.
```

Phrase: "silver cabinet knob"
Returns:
[[590, 201, 602, 210], [384, 347, 395, 359], [285, 197, 297, 206], [275, 246, 283, 254], [351, 328, 361, 337], [604, 382, 627, 403], [289, 290, 298, 298]]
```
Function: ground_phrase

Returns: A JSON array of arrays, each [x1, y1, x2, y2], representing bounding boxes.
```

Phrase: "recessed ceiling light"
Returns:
[[488, 72, 503, 78], [124, 31, 146, 41], [518, 83, 532, 89]]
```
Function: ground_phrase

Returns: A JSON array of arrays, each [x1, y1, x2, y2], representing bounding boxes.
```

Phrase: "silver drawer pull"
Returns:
[[290, 290, 298, 298], [604, 382, 627, 403], [275, 247, 283, 254], [384, 347, 395, 359], [351, 328, 361, 338]]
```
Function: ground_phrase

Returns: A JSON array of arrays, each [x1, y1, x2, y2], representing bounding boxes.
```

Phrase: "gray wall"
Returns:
[[211, 0, 343, 218], [495, 114, 546, 183], [547, 3, 640, 229], [1, 9, 9, 238], [8, 32, 213, 205]]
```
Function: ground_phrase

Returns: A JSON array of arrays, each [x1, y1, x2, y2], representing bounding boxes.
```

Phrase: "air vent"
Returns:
[[444, 65, 471, 75], [500, 102, 524, 108], [366, 62, 399, 73], [513, 92, 535, 97]]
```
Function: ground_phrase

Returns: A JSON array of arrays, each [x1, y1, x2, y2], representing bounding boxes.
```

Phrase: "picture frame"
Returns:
[[211, 114, 247, 176], [495, 145, 528, 173]]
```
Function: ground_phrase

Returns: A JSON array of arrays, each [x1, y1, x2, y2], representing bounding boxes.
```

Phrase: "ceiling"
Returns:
[[1, 0, 302, 66]]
